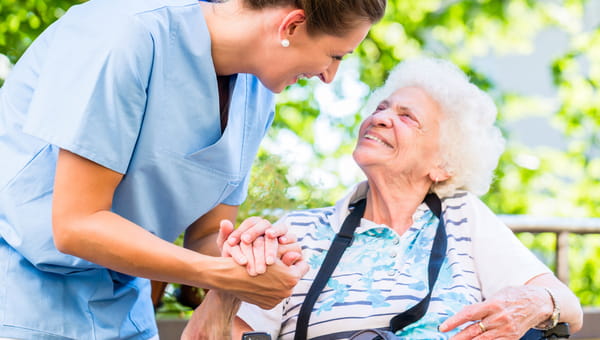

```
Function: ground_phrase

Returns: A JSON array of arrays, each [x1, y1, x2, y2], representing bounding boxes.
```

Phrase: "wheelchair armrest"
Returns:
[[542, 323, 570, 339], [521, 323, 570, 340]]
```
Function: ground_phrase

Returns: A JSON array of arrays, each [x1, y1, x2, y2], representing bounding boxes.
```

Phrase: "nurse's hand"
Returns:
[[218, 218, 302, 276], [216, 255, 308, 309]]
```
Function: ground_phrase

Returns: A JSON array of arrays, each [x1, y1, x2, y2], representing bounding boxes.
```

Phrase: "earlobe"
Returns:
[[429, 167, 451, 183]]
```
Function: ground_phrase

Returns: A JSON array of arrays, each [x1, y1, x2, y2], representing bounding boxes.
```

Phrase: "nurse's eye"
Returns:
[[332, 55, 344, 61]]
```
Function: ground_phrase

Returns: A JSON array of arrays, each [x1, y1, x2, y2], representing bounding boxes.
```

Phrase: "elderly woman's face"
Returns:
[[353, 86, 444, 179]]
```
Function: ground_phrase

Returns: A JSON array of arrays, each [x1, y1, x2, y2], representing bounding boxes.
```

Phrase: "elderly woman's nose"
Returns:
[[372, 111, 393, 127]]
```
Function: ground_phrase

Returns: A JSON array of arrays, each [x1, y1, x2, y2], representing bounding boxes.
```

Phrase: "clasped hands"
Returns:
[[180, 217, 307, 340], [217, 216, 305, 276]]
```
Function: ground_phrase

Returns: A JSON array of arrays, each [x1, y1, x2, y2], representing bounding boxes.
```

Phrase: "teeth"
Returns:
[[364, 134, 392, 148]]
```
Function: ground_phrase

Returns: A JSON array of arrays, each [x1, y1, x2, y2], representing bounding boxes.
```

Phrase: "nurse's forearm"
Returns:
[[54, 210, 303, 309], [55, 209, 223, 285]]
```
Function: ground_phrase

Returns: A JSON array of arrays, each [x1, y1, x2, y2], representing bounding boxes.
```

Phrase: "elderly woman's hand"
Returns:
[[439, 285, 554, 339], [217, 218, 303, 276]]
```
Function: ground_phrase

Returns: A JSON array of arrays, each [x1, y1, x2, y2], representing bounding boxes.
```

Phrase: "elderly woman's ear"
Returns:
[[429, 167, 451, 184]]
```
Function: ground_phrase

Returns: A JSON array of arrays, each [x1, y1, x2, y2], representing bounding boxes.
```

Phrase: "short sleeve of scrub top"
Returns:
[[22, 7, 151, 174]]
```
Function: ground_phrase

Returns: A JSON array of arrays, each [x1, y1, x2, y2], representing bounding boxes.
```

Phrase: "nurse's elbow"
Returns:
[[52, 213, 81, 255]]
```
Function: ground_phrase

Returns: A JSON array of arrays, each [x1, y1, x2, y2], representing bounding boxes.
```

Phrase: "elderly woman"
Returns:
[[197, 57, 583, 339]]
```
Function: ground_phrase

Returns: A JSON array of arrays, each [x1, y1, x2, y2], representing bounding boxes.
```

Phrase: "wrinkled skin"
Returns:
[[441, 285, 553, 340]]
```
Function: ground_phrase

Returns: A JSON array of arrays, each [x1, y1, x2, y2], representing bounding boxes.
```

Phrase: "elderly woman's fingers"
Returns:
[[277, 242, 302, 258], [225, 244, 248, 265], [264, 235, 278, 265], [278, 230, 297, 245], [439, 302, 489, 333], [240, 240, 257, 276], [450, 319, 523, 340], [445, 285, 552, 340], [253, 236, 267, 274], [259, 221, 291, 265], [447, 320, 507, 340], [447, 321, 484, 340], [225, 216, 264, 245], [275, 238, 303, 266], [281, 251, 303, 266], [265, 220, 289, 239], [237, 218, 273, 244], [289, 259, 309, 278]]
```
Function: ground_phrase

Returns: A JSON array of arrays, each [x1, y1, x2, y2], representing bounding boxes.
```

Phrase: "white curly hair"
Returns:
[[361, 57, 505, 197]]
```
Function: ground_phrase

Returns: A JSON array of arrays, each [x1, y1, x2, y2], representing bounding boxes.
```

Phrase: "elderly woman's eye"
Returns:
[[374, 104, 386, 113]]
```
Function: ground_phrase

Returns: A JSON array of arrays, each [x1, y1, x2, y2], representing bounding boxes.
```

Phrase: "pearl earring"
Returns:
[[281, 39, 290, 47]]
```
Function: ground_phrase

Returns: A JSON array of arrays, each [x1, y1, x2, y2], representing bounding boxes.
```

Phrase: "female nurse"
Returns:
[[0, 0, 386, 338]]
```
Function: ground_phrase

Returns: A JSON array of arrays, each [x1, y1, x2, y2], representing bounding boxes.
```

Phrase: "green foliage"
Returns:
[[238, 150, 331, 223], [568, 234, 600, 305], [0, 0, 86, 63]]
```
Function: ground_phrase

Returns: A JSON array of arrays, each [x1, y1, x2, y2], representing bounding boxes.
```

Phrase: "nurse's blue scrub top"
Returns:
[[0, 0, 275, 338]]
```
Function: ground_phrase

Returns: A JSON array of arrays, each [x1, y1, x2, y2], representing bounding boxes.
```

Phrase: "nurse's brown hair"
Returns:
[[243, 0, 386, 36]]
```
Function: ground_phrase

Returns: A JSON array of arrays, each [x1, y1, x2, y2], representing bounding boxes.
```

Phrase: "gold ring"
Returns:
[[478, 321, 487, 333]]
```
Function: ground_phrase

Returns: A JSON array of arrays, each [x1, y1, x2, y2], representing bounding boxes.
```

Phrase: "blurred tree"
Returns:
[[0, 0, 85, 63]]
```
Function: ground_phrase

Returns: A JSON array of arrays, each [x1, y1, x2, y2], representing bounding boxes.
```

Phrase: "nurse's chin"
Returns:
[[261, 75, 300, 93]]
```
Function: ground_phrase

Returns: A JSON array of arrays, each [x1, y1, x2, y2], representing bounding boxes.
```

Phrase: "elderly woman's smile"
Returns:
[[363, 133, 393, 148]]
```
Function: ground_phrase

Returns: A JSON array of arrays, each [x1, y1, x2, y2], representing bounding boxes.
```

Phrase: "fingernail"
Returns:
[[227, 236, 237, 244], [279, 236, 288, 243], [266, 256, 274, 265], [242, 234, 252, 243]]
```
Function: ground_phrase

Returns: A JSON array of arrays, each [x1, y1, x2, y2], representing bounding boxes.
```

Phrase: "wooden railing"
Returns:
[[501, 214, 600, 339], [501, 215, 600, 283]]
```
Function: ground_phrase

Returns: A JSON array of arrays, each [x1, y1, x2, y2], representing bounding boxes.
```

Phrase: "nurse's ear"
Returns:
[[277, 9, 306, 44]]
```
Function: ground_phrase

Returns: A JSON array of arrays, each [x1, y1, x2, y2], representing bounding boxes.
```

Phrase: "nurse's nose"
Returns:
[[320, 59, 341, 84]]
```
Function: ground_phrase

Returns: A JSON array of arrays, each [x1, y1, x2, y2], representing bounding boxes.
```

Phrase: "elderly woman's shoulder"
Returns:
[[441, 190, 497, 217], [281, 205, 337, 223]]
